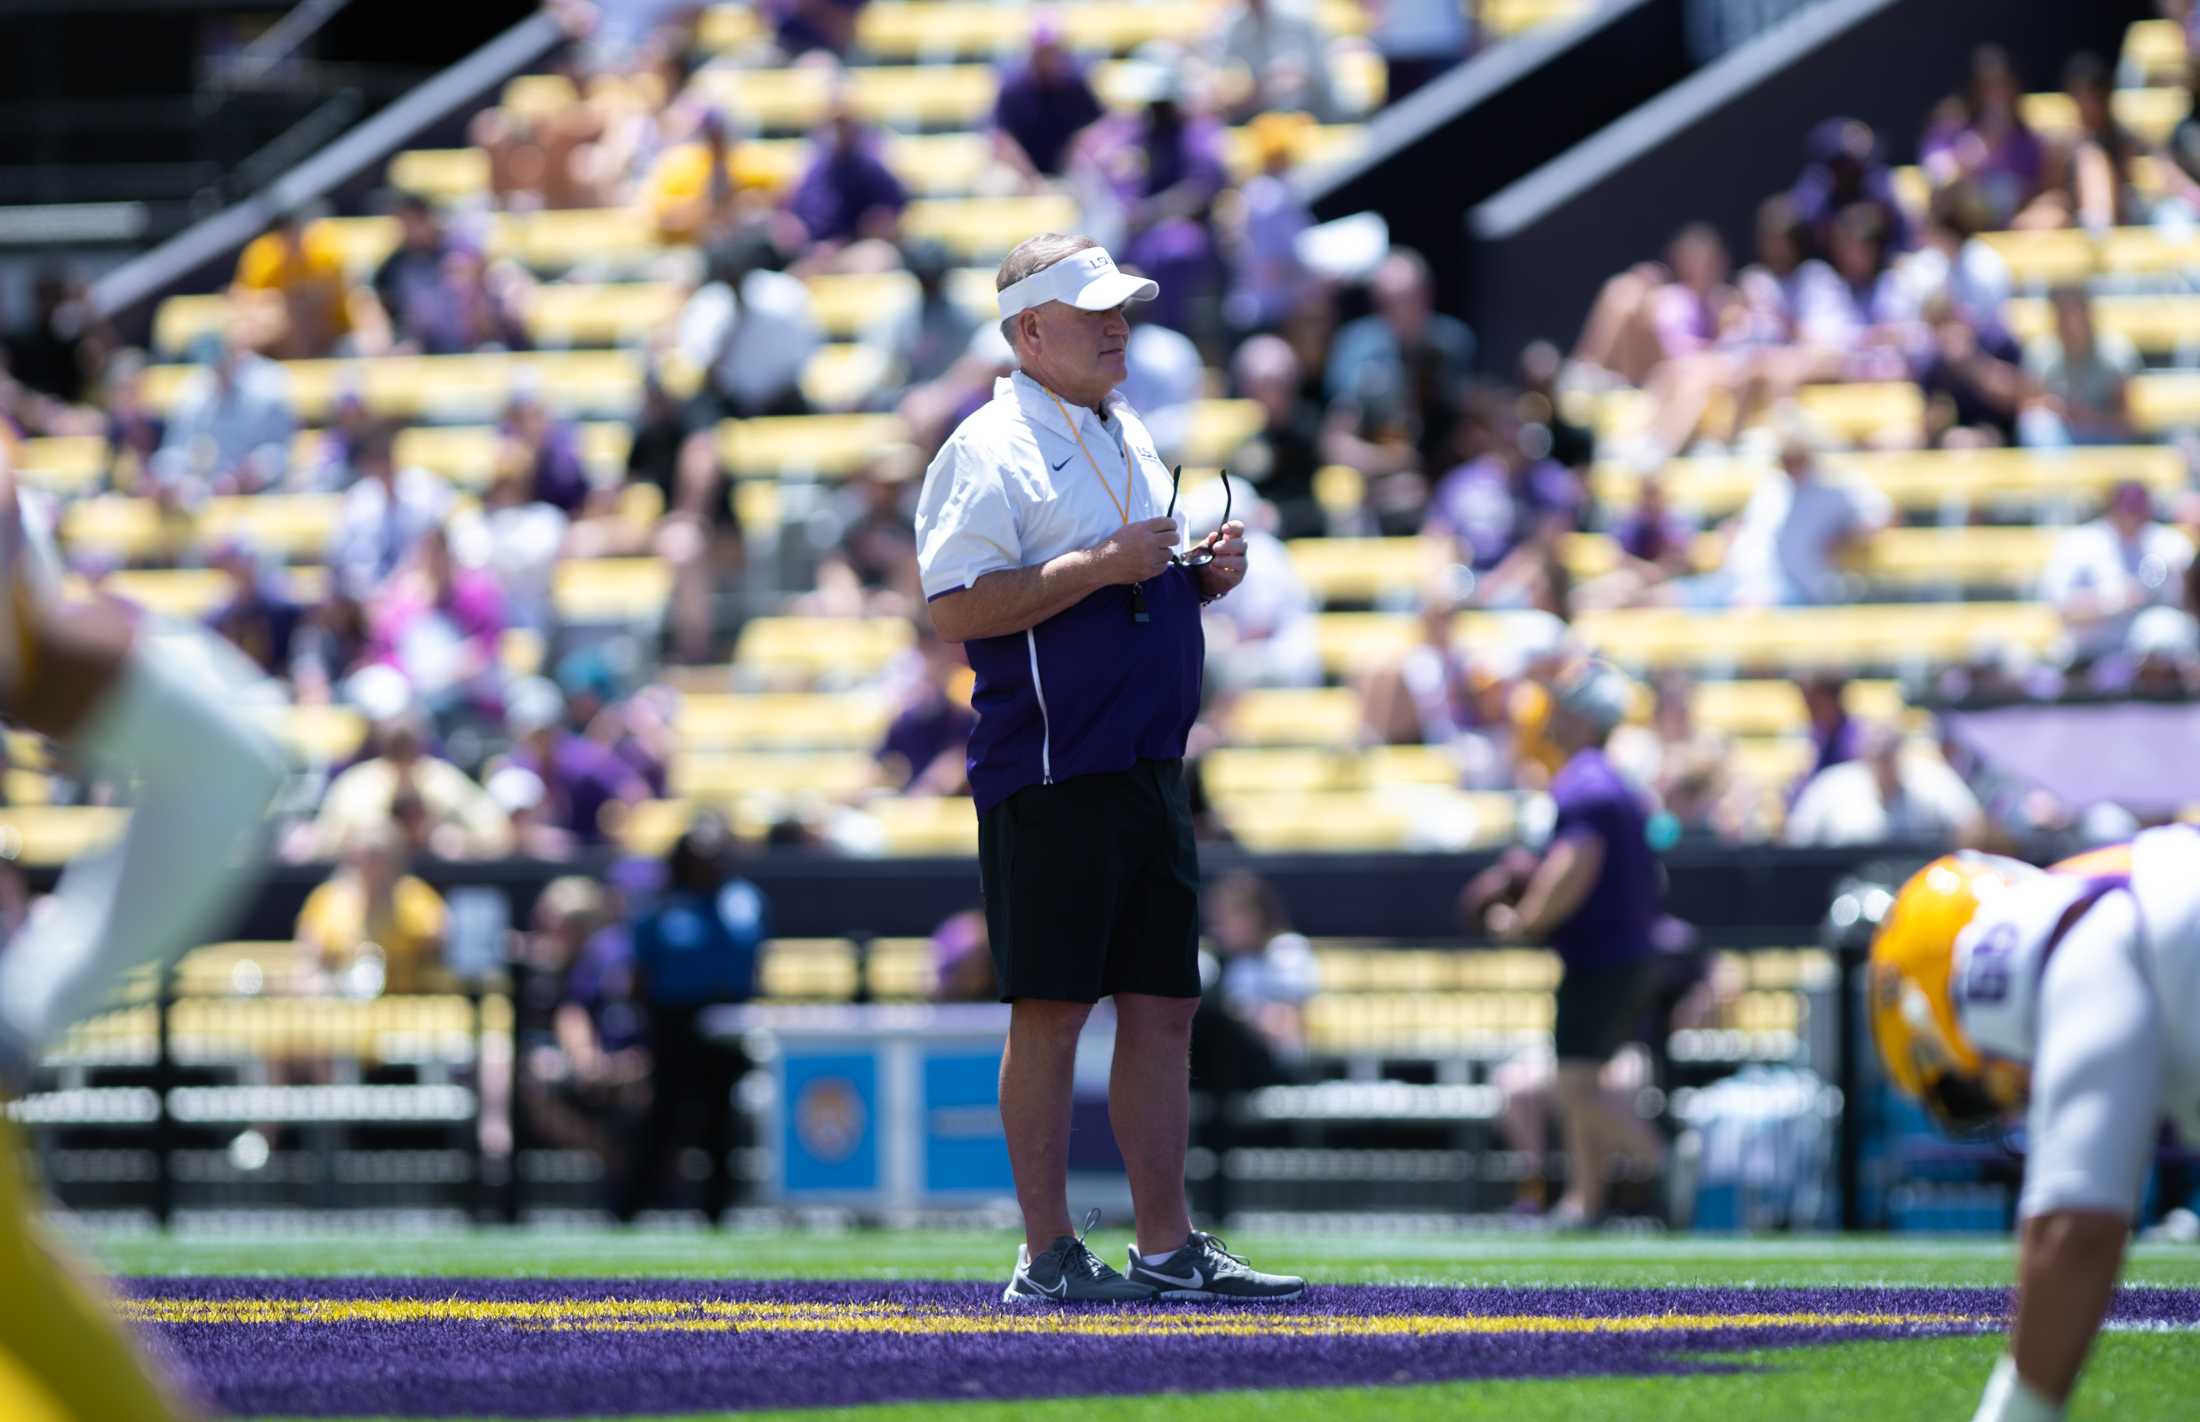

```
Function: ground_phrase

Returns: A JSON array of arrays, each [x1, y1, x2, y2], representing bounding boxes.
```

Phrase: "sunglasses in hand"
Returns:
[[1165, 466, 1234, 568]]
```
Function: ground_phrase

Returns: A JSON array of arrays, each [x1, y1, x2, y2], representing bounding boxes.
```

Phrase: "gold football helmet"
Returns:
[[1867, 854, 2034, 1135]]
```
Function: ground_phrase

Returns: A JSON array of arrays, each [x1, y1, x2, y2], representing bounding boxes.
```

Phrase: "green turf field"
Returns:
[[90, 1229, 2200, 1422]]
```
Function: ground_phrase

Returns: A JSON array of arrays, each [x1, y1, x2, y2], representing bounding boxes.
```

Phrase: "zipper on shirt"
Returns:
[[1025, 626, 1053, 784]]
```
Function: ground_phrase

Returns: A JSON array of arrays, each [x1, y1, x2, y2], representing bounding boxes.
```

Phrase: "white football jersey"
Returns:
[[1951, 827, 2200, 1216]]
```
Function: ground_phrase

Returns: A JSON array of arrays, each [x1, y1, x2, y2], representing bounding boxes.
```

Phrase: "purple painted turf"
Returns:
[[121, 1278, 2200, 1419]]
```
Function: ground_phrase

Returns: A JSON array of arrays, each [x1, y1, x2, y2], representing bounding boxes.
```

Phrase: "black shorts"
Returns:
[[1553, 956, 1659, 1063], [977, 759, 1202, 1003]]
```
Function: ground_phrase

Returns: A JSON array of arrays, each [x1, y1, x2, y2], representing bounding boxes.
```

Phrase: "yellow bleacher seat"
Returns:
[[551, 556, 672, 623], [903, 195, 1080, 259], [1283, 536, 1436, 605], [525, 282, 683, 347], [1975, 228, 2102, 287], [383, 421, 623, 487], [805, 266, 997, 337], [13, 435, 108, 495], [761, 939, 862, 1000], [722, 413, 906, 477], [800, 342, 892, 411], [1311, 602, 2060, 679], [252, 704, 369, 766], [1687, 678, 1904, 739], [1225, 686, 1363, 745], [692, 0, 1369, 59], [2022, 86, 2188, 147], [735, 480, 783, 531], [689, 63, 999, 132], [1583, 381, 1922, 446], [1567, 602, 2060, 672], [0, 806, 127, 865], [501, 73, 581, 122], [1855, 526, 2053, 590], [1592, 445, 2184, 520], [2124, 18, 2188, 86], [863, 795, 982, 855], [676, 692, 892, 749], [2132, 370, 2200, 432], [74, 566, 329, 621], [1184, 399, 1262, 467], [199, 494, 344, 561], [1558, 525, 2052, 591], [1210, 787, 1517, 852], [57, 498, 175, 563], [734, 615, 916, 683], [313, 209, 662, 280], [1792, 382, 1926, 445], [697, 4, 766, 52], [1220, 122, 1365, 180], [140, 350, 645, 424], [1482, 0, 1591, 36], [2004, 293, 2200, 355], [386, 147, 492, 204], [673, 751, 877, 798]]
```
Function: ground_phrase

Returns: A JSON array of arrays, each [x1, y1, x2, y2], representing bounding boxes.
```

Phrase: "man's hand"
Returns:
[[1483, 903, 1525, 942], [1094, 517, 1179, 585], [1195, 520, 1249, 602]]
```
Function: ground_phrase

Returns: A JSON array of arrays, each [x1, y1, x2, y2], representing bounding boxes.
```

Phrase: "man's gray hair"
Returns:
[[996, 232, 1100, 351]]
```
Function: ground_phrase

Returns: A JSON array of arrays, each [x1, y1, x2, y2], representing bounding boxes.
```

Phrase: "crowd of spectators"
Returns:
[[0, 8, 2194, 952]]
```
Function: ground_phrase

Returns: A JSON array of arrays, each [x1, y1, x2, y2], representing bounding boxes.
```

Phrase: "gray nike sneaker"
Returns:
[[1127, 1232, 1305, 1302], [1002, 1210, 1158, 1305]]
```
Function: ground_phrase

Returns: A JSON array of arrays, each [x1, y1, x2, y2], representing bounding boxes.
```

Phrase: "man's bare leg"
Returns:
[[1110, 992, 1198, 1255], [999, 998, 1092, 1255]]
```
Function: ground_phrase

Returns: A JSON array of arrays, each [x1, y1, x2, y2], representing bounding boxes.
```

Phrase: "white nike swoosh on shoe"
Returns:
[[1139, 1264, 1206, 1288], [1021, 1273, 1068, 1298]]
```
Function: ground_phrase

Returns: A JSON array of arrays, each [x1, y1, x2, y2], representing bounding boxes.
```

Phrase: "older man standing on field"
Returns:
[[916, 233, 1304, 1304]]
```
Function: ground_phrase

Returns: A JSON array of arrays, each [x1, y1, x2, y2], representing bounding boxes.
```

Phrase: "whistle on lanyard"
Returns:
[[1130, 581, 1150, 624]]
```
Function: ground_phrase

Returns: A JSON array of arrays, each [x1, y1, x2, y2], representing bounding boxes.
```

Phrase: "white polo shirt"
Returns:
[[914, 370, 1205, 812], [915, 371, 1185, 597]]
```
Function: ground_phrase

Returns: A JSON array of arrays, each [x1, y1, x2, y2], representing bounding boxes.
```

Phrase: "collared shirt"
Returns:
[[914, 370, 1203, 812]]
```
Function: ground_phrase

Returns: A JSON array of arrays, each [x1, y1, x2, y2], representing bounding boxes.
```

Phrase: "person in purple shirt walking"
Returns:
[[1470, 660, 1661, 1228]]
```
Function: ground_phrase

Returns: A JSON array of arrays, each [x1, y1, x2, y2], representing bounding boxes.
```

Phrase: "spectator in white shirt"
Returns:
[[1186, 476, 1322, 690], [1783, 723, 1984, 847], [1202, 870, 1319, 1058], [1117, 306, 1203, 466], [1698, 428, 1890, 607], [1207, 0, 1340, 122], [149, 331, 293, 509], [674, 231, 822, 418], [2040, 479, 2196, 663], [2018, 288, 2138, 448], [328, 422, 453, 600]]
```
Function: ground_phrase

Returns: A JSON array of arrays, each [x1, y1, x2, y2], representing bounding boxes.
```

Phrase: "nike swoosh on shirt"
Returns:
[[1049, 454, 1073, 471]]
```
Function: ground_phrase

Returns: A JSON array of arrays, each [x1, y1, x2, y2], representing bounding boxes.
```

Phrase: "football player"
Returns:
[[1869, 827, 2200, 1422], [0, 465, 284, 1421]]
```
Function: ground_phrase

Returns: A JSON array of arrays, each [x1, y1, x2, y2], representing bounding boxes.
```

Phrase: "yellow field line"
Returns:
[[117, 1297, 1987, 1338]]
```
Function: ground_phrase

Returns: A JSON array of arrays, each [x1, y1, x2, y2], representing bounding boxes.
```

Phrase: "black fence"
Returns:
[[13, 844, 1962, 1225]]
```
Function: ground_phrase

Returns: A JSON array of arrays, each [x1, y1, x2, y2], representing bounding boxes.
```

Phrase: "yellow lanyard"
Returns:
[[1043, 390, 1137, 526]]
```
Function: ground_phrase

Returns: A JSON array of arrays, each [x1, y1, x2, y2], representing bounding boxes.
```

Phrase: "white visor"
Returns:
[[995, 246, 1159, 321]]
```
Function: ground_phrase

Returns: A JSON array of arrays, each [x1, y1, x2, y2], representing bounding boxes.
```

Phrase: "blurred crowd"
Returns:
[[0, 5, 2194, 920]]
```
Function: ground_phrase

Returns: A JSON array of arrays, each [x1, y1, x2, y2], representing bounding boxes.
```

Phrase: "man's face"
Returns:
[[1023, 300, 1130, 401], [1374, 262, 1429, 344]]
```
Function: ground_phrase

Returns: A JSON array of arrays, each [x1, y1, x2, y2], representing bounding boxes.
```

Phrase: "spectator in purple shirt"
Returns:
[[504, 677, 649, 846], [497, 388, 594, 517], [204, 537, 305, 679], [1789, 118, 1911, 259], [1076, 71, 1228, 333], [1920, 46, 2046, 230], [991, 20, 1105, 184], [368, 525, 506, 721], [875, 623, 976, 795], [1471, 660, 1659, 1228], [1423, 388, 1584, 578], [1796, 672, 1862, 801], [786, 96, 907, 260], [774, 0, 863, 58]]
